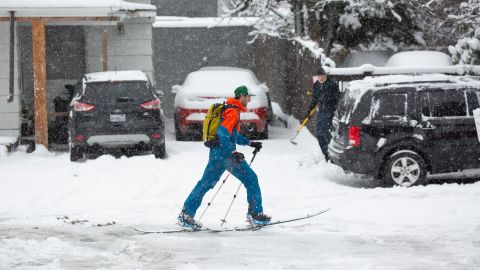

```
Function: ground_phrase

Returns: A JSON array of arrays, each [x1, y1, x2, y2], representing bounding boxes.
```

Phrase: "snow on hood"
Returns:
[[174, 69, 268, 110]]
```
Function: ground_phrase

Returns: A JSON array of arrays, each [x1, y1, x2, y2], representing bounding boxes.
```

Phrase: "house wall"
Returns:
[[85, 20, 155, 84], [151, 0, 218, 17], [0, 22, 21, 138]]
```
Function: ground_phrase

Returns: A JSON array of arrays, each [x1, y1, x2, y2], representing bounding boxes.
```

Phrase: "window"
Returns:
[[467, 91, 479, 116], [371, 93, 407, 119], [419, 91, 430, 117], [428, 90, 467, 117]]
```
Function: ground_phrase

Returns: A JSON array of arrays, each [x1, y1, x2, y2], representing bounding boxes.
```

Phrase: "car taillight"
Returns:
[[349, 126, 361, 147], [141, 98, 161, 110], [151, 133, 161, 139], [73, 134, 86, 142], [73, 101, 95, 112]]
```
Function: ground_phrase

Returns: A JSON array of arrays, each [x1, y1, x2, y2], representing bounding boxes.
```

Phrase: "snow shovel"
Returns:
[[290, 108, 316, 145]]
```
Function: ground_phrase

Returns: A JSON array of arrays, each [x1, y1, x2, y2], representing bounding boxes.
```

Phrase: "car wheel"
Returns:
[[259, 124, 269, 140], [153, 143, 166, 159], [70, 146, 84, 162], [174, 122, 185, 141], [383, 151, 426, 187]]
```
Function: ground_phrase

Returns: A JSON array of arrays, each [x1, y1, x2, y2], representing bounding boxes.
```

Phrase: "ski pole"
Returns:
[[290, 108, 316, 145], [197, 171, 232, 222], [220, 148, 259, 227]]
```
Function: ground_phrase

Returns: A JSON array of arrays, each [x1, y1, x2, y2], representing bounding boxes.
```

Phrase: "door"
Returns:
[[417, 88, 478, 173]]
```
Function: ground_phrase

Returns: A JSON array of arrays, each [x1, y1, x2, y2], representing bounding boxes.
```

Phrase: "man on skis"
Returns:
[[178, 85, 270, 229]]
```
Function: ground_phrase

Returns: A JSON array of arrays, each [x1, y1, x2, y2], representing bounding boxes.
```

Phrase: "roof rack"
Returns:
[[325, 64, 480, 82]]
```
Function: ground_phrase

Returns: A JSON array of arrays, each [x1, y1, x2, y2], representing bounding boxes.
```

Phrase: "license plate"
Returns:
[[110, 114, 126, 122]]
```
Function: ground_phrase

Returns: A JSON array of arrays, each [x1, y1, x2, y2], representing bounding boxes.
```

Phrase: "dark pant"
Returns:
[[316, 111, 334, 160]]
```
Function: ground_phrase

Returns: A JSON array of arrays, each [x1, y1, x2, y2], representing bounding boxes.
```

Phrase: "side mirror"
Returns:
[[155, 90, 165, 98], [259, 83, 269, 93], [171, 85, 181, 94]]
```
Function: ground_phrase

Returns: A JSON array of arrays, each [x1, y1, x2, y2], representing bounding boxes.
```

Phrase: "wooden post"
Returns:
[[7, 11, 15, 103], [102, 30, 108, 71], [32, 19, 48, 148]]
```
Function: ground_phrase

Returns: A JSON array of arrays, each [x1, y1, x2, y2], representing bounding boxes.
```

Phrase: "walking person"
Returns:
[[304, 67, 341, 162], [178, 85, 270, 229]]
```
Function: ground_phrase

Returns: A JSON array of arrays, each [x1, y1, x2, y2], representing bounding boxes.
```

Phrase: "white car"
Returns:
[[172, 67, 273, 140]]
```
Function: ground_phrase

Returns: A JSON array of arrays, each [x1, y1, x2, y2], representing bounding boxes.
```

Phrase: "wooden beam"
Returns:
[[102, 30, 108, 71], [32, 19, 48, 148], [0, 16, 120, 22], [7, 11, 15, 103]]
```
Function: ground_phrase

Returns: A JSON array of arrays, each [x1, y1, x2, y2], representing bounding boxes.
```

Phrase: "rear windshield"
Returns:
[[335, 90, 356, 122], [82, 81, 152, 103]]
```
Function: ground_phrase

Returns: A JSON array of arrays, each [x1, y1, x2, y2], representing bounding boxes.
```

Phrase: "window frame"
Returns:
[[420, 88, 470, 120], [370, 91, 409, 122]]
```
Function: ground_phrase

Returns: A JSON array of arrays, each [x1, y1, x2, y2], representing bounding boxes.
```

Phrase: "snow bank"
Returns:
[[0, 136, 16, 145]]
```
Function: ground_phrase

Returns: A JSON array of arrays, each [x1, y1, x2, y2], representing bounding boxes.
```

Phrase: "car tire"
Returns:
[[153, 143, 166, 159], [174, 122, 186, 141], [70, 146, 84, 162], [383, 151, 427, 187], [258, 124, 269, 140]]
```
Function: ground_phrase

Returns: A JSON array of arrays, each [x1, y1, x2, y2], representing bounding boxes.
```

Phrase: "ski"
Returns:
[[127, 226, 211, 234], [127, 208, 330, 234], [210, 208, 331, 233]]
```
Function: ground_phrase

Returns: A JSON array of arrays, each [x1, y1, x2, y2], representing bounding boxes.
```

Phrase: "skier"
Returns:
[[178, 85, 271, 229], [304, 67, 341, 162]]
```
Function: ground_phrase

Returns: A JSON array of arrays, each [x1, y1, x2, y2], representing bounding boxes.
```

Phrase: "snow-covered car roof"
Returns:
[[180, 69, 262, 97], [84, 70, 149, 83], [385, 51, 452, 67], [346, 74, 480, 100]]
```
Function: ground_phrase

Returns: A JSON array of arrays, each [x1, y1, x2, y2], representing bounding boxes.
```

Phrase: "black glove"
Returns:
[[232, 151, 245, 164], [250, 141, 263, 152]]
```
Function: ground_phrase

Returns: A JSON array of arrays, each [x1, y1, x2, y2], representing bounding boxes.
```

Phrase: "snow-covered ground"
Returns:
[[1, 118, 479, 269]]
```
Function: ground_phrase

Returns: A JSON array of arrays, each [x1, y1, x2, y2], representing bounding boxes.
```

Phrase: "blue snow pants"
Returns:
[[316, 111, 334, 159], [183, 156, 263, 218]]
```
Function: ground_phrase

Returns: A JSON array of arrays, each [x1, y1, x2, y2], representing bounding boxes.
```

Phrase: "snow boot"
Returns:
[[246, 212, 271, 226], [178, 211, 202, 230]]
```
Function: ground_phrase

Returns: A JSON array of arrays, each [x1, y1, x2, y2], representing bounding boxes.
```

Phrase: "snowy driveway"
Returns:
[[1, 120, 479, 269]]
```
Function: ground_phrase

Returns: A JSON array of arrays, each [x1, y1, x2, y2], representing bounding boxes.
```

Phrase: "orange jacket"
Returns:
[[221, 98, 247, 134]]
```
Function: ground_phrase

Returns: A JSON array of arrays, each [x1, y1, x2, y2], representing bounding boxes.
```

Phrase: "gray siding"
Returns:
[[152, 0, 218, 17], [0, 22, 20, 138], [85, 21, 155, 83], [153, 26, 255, 116]]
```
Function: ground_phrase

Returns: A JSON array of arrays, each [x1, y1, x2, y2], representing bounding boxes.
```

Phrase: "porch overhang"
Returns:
[[0, 0, 156, 22]]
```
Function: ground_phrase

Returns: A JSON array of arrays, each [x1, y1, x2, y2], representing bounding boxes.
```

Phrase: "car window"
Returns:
[[467, 90, 479, 116], [371, 93, 407, 120], [419, 91, 430, 117], [428, 90, 467, 117], [82, 81, 152, 103], [335, 89, 361, 123]]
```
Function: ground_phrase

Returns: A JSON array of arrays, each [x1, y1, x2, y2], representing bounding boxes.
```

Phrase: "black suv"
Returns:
[[328, 75, 480, 187], [69, 71, 166, 161]]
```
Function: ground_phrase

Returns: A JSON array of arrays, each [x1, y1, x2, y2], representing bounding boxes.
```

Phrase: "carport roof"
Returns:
[[0, 0, 156, 18]]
